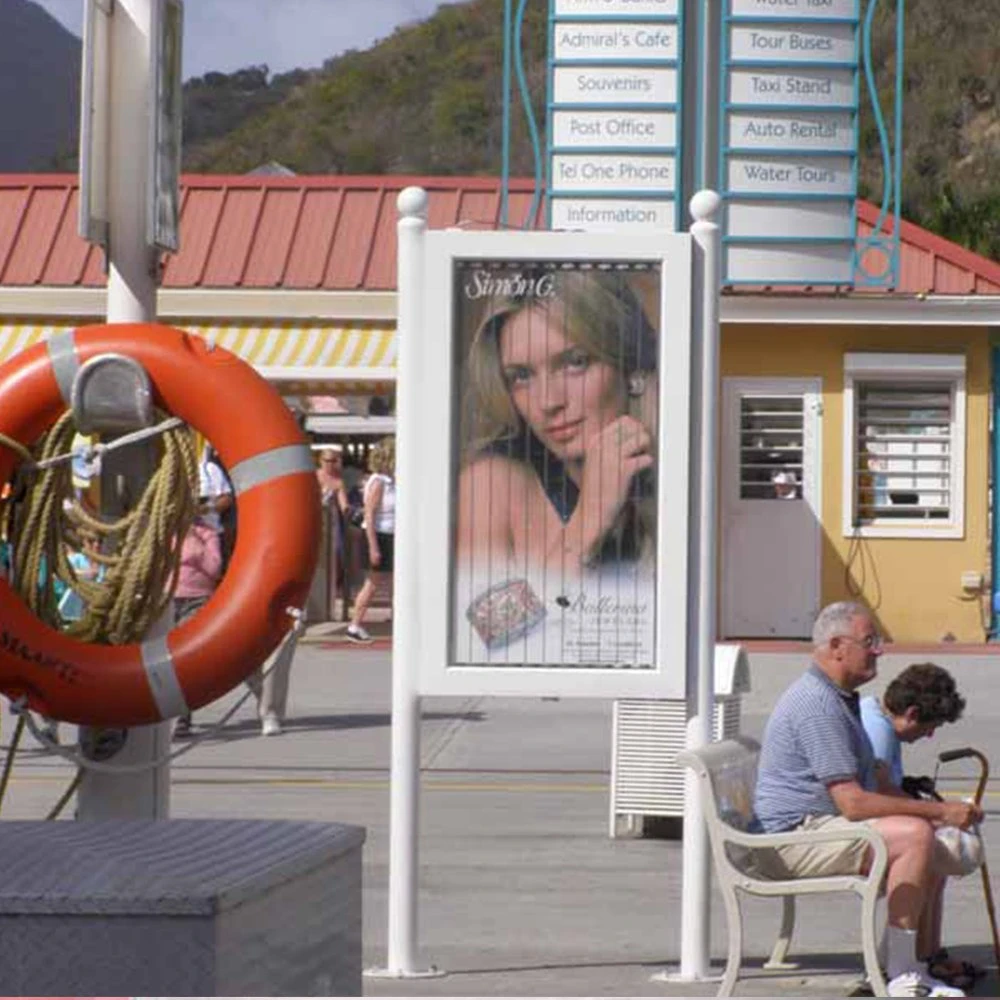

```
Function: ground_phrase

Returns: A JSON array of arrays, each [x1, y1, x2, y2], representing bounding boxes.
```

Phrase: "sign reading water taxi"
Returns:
[[722, 0, 861, 284], [548, 0, 682, 232]]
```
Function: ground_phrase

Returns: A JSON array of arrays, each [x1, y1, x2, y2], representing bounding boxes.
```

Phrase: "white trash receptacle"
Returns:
[[609, 644, 750, 837]]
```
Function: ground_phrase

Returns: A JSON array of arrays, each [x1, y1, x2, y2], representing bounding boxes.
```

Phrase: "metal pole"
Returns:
[[367, 187, 441, 980], [679, 189, 722, 980], [77, 0, 171, 820]]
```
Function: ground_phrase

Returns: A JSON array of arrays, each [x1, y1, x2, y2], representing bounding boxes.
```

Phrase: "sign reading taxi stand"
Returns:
[[548, 0, 684, 232]]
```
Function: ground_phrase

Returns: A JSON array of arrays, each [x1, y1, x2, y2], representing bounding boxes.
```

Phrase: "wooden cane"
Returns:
[[939, 747, 1000, 973]]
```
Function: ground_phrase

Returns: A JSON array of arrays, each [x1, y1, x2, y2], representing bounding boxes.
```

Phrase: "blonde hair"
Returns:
[[460, 268, 658, 563], [368, 436, 395, 476]]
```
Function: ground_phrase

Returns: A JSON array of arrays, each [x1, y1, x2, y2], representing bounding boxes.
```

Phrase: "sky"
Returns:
[[34, 0, 452, 79]]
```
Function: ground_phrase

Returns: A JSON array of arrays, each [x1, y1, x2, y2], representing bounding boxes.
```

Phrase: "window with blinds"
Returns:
[[843, 354, 965, 538], [739, 396, 803, 500]]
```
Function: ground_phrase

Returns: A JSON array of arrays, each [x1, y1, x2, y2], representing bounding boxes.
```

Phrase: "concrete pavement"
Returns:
[[1, 638, 999, 996]]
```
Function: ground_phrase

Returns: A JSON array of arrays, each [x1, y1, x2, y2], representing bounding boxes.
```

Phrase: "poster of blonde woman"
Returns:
[[450, 262, 661, 668]]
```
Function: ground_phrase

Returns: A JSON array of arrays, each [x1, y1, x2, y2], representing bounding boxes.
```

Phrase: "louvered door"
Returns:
[[720, 377, 822, 638]]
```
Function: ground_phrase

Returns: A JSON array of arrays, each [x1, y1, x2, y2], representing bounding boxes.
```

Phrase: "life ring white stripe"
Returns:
[[46, 329, 79, 407], [229, 443, 315, 496], [140, 635, 190, 720]]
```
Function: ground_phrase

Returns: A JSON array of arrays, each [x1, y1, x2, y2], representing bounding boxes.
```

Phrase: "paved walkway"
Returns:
[[2, 641, 999, 996]]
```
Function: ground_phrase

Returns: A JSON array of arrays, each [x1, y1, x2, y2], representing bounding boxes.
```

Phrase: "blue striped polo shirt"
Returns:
[[754, 664, 878, 833]]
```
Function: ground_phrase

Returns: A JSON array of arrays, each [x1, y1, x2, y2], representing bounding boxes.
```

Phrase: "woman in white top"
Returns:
[[347, 436, 396, 643]]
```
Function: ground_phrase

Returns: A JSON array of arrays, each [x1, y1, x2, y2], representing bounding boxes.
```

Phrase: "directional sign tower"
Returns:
[[548, 0, 684, 232], [721, 0, 861, 284]]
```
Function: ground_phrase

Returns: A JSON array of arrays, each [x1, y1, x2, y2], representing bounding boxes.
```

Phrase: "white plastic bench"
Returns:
[[678, 736, 889, 997]]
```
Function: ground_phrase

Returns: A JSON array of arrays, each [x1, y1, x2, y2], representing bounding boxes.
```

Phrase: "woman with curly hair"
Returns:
[[861, 663, 981, 991]]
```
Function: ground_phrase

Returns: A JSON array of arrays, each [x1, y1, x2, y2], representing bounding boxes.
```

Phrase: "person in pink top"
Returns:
[[172, 513, 223, 738]]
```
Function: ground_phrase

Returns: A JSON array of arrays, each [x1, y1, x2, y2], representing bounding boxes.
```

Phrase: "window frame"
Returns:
[[841, 352, 966, 540]]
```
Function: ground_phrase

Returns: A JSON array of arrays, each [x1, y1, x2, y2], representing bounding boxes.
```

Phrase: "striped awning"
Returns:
[[0, 321, 397, 392]]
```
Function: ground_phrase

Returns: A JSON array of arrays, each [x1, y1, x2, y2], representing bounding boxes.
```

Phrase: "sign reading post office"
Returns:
[[414, 231, 693, 699]]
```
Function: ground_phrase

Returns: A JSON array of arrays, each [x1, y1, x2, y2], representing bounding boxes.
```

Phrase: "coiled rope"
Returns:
[[2, 410, 199, 644]]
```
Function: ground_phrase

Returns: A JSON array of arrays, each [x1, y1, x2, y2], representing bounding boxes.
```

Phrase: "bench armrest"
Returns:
[[721, 822, 889, 880]]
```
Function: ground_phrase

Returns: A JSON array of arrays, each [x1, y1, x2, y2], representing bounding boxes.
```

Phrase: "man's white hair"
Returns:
[[812, 601, 871, 648]]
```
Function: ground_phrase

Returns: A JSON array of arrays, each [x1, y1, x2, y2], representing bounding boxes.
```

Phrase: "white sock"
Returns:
[[885, 925, 920, 980]]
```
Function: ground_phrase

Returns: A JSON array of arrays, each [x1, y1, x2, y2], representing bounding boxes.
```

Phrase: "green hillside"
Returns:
[[178, 0, 992, 260]]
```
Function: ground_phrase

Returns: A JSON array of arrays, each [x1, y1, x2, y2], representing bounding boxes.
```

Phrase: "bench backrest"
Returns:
[[678, 736, 761, 833]]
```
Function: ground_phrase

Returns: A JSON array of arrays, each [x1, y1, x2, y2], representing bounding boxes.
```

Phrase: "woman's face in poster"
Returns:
[[499, 303, 619, 463]]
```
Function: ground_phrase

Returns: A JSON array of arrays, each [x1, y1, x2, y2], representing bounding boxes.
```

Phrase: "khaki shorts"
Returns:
[[776, 814, 874, 878]]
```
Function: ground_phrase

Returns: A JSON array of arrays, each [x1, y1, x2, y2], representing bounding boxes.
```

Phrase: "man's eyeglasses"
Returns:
[[834, 634, 883, 651]]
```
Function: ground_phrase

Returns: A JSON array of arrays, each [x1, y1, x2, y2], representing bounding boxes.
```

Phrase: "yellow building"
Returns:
[[1, 174, 998, 642]]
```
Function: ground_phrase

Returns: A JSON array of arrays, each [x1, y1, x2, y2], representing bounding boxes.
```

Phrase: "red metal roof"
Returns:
[[0, 173, 998, 296]]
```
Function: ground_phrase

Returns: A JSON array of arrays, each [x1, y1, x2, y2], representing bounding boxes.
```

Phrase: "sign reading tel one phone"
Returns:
[[729, 22, 856, 63], [553, 65, 678, 104], [730, 0, 858, 19], [553, 153, 676, 191], [554, 0, 679, 16], [554, 22, 678, 61]]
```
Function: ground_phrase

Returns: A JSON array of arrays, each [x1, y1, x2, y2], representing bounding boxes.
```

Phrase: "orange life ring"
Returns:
[[0, 323, 321, 727]]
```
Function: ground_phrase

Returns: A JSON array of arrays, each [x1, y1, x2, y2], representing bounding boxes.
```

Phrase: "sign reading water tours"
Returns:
[[722, 0, 861, 284], [548, 0, 681, 231]]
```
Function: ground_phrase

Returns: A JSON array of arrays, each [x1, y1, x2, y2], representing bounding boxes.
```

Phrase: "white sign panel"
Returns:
[[551, 197, 676, 230], [415, 229, 694, 698], [728, 67, 855, 106], [730, 0, 858, 18], [728, 110, 855, 151], [727, 155, 854, 195], [555, 0, 679, 14], [727, 198, 854, 239], [553, 22, 678, 61], [553, 153, 676, 192], [726, 242, 854, 284], [553, 109, 677, 148], [553, 65, 678, 104], [729, 22, 856, 63], [78, 0, 112, 246]]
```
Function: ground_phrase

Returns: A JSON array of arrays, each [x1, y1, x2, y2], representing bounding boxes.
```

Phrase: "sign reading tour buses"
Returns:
[[414, 230, 692, 698]]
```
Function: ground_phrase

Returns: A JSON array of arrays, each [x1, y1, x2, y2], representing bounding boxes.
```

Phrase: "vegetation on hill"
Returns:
[[181, 0, 1000, 259]]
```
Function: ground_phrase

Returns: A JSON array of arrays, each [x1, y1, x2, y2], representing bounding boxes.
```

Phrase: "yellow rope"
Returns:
[[3, 411, 199, 645]]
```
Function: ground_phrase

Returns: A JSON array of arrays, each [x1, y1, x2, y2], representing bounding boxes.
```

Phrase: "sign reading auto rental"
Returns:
[[722, 0, 862, 284], [548, 0, 682, 232]]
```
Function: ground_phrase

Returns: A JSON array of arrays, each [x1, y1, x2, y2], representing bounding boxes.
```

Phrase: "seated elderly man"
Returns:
[[754, 601, 982, 998]]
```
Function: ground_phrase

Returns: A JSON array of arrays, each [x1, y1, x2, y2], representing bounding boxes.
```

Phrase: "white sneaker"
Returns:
[[345, 624, 373, 644], [261, 715, 282, 737], [887, 969, 965, 997]]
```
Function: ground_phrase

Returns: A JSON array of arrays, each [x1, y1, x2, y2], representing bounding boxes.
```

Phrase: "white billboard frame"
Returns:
[[147, 0, 184, 253], [78, 0, 113, 247], [412, 229, 693, 700]]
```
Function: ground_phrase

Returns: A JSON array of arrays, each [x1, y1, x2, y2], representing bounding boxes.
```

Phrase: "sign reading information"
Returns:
[[548, 0, 681, 231], [722, 0, 861, 284]]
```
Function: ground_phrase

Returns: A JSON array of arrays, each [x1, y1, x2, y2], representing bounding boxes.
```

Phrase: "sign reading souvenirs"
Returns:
[[413, 229, 694, 699], [548, 0, 682, 231], [721, 0, 861, 283]]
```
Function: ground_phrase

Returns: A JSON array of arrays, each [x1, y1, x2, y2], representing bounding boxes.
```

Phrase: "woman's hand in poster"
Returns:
[[568, 414, 652, 562]]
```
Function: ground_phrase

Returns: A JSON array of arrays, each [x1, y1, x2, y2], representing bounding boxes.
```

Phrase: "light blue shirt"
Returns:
[[860, 695, 903, 787]]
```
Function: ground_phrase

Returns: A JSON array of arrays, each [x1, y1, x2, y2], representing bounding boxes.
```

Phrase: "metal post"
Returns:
[[366, 187, 442, 980], [76, 0, 171, 820], [679, 189, 723, 980]]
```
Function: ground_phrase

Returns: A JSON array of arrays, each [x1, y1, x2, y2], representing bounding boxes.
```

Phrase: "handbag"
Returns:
[[934, 823, 984, 877]]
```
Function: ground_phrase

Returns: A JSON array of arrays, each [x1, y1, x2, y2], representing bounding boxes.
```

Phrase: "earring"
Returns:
[[627, 373, 646, 397]]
